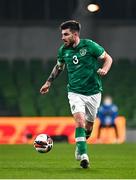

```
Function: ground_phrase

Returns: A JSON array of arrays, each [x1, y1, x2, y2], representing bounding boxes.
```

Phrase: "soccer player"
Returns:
[[40, 20, 112, 168]]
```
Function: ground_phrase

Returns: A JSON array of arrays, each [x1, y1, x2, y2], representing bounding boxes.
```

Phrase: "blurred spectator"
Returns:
[[97, 95, 118, 138]]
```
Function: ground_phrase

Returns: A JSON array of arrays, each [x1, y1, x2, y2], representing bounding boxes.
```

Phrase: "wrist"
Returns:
[[47, 78, 53, 83], [46, 80, 52, 86]]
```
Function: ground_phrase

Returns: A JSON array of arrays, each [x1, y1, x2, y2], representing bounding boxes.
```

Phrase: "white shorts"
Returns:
[[68, 92, 101, 122]]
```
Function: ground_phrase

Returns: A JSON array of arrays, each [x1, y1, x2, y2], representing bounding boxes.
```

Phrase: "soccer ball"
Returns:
[[34, 134, 53, 153]]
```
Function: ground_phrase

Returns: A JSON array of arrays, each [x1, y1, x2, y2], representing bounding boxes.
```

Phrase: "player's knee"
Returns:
[[76, 120, 85, 128], [75, 117, 85, 128], [73, 112, 85, 128]]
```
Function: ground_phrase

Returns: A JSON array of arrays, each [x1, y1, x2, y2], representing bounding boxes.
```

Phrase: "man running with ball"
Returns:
[[40, 20, 112, 168]]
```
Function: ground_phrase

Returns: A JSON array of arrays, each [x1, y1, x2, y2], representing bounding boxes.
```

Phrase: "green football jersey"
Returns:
[[57, 39, 105, 95]]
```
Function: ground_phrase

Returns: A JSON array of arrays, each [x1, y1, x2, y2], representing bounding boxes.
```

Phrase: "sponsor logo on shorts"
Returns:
[[72, 105, 76, 111]]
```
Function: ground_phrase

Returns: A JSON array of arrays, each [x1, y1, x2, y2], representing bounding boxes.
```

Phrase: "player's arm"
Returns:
[[40, 62, 65, 94], [97, 51, 112, 76]]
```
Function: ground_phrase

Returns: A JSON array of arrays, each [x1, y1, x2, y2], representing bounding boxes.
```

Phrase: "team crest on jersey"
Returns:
[[79, 48, 87, 56]]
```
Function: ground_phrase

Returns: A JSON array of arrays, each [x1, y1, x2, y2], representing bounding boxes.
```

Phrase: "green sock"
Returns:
[[75, 127, 87, 155]]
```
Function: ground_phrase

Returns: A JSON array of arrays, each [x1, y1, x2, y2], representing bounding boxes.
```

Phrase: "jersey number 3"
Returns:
[[73, 55, 79, 64]]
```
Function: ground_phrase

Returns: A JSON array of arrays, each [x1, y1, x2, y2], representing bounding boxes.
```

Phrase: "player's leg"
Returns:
[[85, 93, 102, 139], [68, 92, 90, 168], [85, 107, 96, 139], [73, 112, 87, 155], [73, 112, 90, 168], [85, 121, 94, 139], [74, 113, 86, 162]]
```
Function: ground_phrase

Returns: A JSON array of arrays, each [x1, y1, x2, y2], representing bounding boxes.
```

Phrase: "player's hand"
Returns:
[[97, 68, 107, 76], [40, 81, 51, 94]]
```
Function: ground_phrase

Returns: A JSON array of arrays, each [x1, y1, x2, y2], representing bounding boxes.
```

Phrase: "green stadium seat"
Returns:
[[0, 57, 135, 128]]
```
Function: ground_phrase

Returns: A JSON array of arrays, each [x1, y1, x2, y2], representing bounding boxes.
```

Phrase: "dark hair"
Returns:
[[60, 20, 81, 33]]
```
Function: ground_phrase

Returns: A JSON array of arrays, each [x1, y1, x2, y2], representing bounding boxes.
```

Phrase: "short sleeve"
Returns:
[[57, 46, 65, 65], [88, 40, 105, 58]]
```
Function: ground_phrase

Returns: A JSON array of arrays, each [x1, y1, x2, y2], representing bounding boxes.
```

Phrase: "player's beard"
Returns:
[[64, 37, 75, 47]]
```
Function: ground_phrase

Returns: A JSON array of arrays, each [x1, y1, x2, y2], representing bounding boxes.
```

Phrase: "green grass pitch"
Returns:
[[0, 143, 136, 179]]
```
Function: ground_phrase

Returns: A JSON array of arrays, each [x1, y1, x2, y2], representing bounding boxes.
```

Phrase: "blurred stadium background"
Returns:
[[0, 0, 136, 143]]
